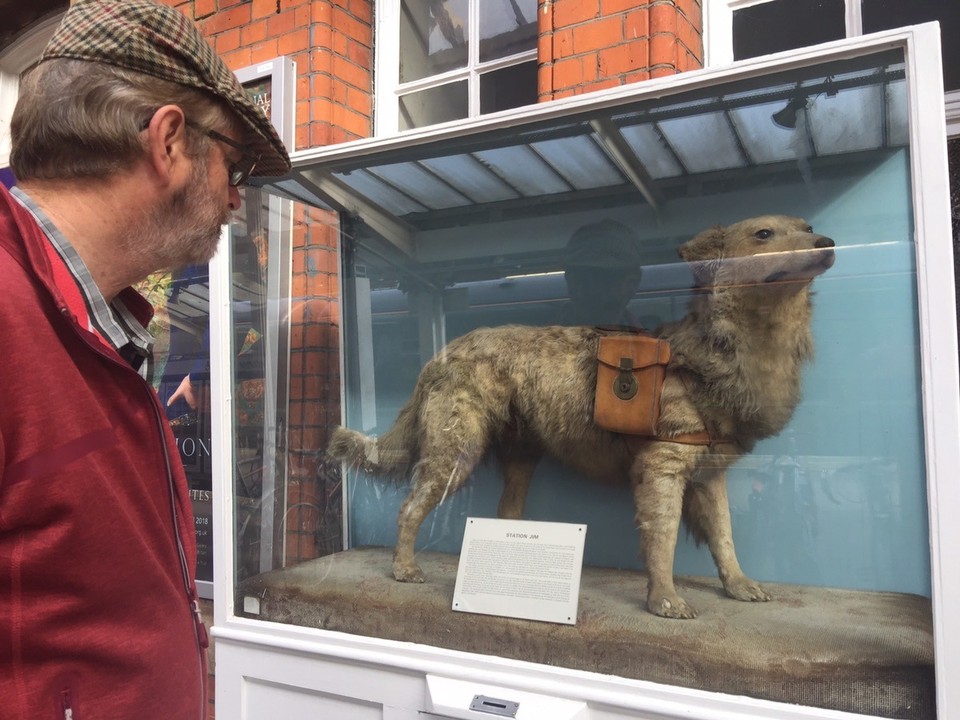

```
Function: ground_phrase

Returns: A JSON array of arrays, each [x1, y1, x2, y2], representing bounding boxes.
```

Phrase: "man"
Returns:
[[562, 219, 645, 327], [0, 2, 290, 719]]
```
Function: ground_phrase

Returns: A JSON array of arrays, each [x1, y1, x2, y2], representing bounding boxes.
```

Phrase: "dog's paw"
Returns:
[[392, 564, 425, 583], [724, 576, 772, 602], [648, 594, 698, 619]]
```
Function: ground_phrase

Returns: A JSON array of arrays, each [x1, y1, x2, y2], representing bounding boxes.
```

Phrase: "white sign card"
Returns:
[[452, 517, 587, 625]]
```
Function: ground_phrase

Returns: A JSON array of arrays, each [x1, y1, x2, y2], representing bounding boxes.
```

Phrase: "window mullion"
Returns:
[[846, 0, 863, 36], [469, 0, 480, 117]]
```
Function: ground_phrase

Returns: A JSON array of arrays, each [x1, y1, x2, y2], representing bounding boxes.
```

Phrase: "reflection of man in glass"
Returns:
[[562, 219, 644, 327]]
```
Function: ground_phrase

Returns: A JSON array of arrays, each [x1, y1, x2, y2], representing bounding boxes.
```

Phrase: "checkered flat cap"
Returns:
[[40, 0, 290, 177]]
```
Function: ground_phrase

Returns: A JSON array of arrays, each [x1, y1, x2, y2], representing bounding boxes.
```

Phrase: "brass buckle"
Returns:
[[614, 357, 638, 400]]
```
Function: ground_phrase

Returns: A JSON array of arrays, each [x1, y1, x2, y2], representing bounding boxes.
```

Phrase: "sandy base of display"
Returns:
[[237, 546, 934, 719]]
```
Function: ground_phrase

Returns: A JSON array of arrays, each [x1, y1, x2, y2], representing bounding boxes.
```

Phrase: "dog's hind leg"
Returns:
[[393, 444, 484, 582], [393, 382, 496, 583], [632, 445, 700, 619], [684, 470, 771, 603]]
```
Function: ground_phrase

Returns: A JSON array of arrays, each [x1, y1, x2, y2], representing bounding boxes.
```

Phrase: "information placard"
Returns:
[[452, 518, 587, 625]]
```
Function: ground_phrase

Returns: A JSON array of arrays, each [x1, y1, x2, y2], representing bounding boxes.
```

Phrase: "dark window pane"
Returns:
[[863, 0, 960, 91], [398, 81, 469, 130], [479, 0, 538, 63], [479, 61, 538, 115], [733, 0, 846, 61], [400, 0, 469, 84]]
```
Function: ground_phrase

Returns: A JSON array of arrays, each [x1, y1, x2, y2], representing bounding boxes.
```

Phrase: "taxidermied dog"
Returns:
[[328, 215, 835, 618]]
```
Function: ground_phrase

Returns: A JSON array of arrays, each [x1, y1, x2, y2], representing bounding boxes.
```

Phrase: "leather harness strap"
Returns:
[[620, 370, 734, 453], [622, 430, 725, 456]]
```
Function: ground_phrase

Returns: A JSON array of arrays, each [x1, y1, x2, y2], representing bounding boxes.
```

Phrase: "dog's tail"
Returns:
[[327, 400, 420, 478]]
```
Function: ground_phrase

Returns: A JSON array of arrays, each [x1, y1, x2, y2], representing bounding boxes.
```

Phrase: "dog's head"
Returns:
[[679, 215, 835, 288]]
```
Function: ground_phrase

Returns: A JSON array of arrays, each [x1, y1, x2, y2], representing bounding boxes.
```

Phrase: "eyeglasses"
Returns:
[[185, 121, 260, 187]]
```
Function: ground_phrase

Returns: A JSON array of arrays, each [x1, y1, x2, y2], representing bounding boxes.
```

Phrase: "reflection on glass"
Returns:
[[478, 0, 537, 63], [399, 81, 468, 130], [400, 0, 469, 84]]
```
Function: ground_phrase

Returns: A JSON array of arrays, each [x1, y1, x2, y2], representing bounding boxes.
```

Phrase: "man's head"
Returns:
[[563, 220, 643, 324], [10, 0, 289, 183]]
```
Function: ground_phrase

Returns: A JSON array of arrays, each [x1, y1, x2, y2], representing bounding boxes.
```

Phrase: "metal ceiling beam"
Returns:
[[589, 118, 663, 211], [295, 168, 417, 258]]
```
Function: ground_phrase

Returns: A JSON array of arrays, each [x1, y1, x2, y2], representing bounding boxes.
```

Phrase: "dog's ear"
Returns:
[[679, 226, 725, 285], [678, 226, 725, 262]]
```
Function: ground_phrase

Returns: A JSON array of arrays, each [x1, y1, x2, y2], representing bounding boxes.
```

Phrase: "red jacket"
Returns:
[[0, 184, 207, 720]]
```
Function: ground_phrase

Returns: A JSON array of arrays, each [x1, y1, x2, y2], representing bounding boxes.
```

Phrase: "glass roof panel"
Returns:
[[807, 85, 884, 155], [367, 162, 473, 210], [617, 123, 684, 179], [471, 145, 572, 196], [729, 102, 806, 164], [418, 155, 520, 204], [334, 168, 429, 215], [530, 136, 624, 190], [657, 112, 746, 173]]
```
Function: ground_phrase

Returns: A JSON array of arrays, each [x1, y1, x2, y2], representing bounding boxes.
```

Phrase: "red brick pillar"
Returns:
[[159, 0, 373, 562], [538, 0, 703, 101]]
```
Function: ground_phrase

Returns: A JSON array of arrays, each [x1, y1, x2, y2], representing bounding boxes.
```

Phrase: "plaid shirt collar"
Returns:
[[11, 186, 155, 379]]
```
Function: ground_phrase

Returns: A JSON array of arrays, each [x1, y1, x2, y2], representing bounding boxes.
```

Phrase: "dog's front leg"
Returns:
[[688, 470, 771, 603], [633, 446, 698, 619]]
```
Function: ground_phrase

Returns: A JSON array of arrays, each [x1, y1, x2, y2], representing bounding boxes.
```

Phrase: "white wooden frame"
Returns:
[[211, 24, 959, 719]]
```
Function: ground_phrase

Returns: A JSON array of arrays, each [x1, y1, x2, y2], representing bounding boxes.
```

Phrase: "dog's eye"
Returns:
[[755, 229, 773, 240], [805, 226, 814, 233]]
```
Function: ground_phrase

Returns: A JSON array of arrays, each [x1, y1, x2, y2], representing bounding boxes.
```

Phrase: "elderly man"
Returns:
[[0, 1, 289, 718]]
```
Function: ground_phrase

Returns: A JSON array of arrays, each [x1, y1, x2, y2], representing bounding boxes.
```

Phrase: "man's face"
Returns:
[[159, 147, 230, 267]]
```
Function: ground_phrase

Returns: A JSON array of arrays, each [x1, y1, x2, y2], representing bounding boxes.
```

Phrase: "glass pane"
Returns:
[[863, 0, 960, 91], [479, 61, 538, 115], [733, 0, 846, 61], [479, 0, 537, 63], [234, 48, 944, 719], [400, 0, 469, 84], [398, 81, 468, 130]]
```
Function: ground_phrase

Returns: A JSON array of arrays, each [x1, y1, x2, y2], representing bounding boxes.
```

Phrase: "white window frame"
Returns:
[[0, 13, 64, 168], [704, 0, 960, 136], [374, 0, 538, 136]]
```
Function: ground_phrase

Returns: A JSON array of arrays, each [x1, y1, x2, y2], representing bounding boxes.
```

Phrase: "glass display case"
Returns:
[[211, 24, 959, 720]]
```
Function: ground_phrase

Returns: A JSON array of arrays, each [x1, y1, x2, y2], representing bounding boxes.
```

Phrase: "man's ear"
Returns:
[[678, 226, 726, 286], [142, 105, 189, 186]]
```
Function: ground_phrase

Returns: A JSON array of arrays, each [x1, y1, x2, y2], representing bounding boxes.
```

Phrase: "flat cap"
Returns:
[[40, 0, 290, 177]]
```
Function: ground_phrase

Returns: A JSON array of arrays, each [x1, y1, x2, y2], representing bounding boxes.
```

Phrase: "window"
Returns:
[[861, 0, 959, 91], [378, 0, 538, 133], [711, 0, 959, 94], [732, 0, 847, 61]]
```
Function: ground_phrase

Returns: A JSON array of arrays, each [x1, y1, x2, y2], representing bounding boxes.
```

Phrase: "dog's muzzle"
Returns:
[[763, 236, 835, 283]]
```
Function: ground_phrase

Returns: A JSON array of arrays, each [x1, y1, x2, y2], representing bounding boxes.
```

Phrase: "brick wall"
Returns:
[[538, 0, 703, 100]]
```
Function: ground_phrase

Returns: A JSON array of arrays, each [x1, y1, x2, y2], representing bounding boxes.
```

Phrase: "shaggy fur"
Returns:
[[328, 215, 835, 618]]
